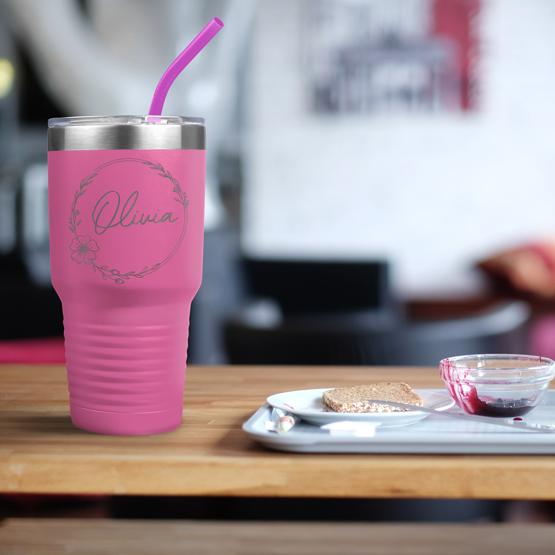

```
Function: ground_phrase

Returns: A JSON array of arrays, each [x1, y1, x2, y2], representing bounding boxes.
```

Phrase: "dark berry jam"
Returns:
[[472, 398, 534, 417], [457, 386, 535, 417]]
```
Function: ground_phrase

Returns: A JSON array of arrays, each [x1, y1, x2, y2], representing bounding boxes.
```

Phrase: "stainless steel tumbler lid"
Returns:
[[48, 115, 205, 151]]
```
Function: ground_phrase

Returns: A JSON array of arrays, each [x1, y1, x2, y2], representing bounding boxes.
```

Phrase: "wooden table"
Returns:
[[2, 519, 555, 555], [1, 364, 555, 499]]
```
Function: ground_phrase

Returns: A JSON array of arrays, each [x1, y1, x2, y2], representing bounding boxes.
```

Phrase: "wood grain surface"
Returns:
[[1, 519, 555, 555], [1, 364, 555, 499]]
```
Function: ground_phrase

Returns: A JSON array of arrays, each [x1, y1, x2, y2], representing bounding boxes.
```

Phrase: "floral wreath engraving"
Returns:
[[69, 158, 189, 285]]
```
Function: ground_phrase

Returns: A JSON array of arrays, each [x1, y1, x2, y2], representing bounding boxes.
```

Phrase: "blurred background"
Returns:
[[2, 0, 555, 367], [2, 0, 555, 524]]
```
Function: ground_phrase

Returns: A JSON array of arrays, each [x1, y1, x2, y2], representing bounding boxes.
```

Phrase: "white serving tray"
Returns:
[[243, 389, 555, 454]]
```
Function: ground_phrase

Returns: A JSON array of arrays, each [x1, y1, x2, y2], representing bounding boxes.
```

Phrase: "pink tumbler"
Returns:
[[48, 116, 205, 435]]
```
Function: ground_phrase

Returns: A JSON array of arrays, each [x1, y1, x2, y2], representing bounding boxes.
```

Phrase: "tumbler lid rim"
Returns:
[[48, 115, 205, 151], [48, 115, 204, 127]]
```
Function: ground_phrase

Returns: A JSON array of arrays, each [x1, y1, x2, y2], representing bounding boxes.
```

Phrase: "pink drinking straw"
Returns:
[[148, 17, 224, 116]]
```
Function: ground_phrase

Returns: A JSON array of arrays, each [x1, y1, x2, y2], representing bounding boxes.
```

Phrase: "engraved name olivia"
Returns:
[[91, 190, 178, 235]]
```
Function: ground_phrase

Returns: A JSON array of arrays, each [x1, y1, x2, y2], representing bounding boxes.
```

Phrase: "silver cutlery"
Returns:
[[369, 399, 555, 433]]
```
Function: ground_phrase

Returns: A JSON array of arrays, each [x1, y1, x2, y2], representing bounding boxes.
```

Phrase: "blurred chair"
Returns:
[[224, 300, 531, 365], [242, 258, 398, 317]]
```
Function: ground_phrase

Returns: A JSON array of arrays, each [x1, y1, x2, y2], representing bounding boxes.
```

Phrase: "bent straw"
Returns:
[[148, 17, 224, 116]]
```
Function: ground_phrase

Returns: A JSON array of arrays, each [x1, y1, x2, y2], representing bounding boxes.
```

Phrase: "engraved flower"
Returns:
[[70, 235, 99, 264]]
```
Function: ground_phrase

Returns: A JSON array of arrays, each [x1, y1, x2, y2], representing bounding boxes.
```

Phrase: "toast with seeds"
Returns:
[[322, 383, 422, 413]]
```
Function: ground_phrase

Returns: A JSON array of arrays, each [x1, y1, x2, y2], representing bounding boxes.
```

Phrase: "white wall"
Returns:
[[243, 0, 555, 296]]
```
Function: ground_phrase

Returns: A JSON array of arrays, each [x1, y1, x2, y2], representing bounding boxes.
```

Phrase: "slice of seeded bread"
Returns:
[[322, 383, 423, 413]]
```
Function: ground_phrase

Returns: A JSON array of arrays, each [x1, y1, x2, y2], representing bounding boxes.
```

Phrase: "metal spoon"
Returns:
[[368, 399, 555, 433]]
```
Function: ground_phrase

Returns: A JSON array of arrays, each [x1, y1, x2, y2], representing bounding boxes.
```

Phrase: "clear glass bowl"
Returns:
[[439, 354, 555, 417]]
